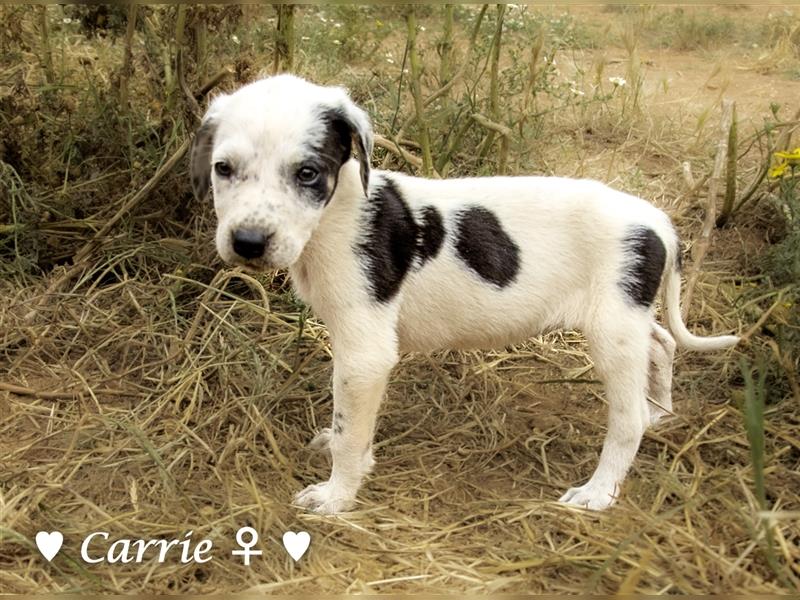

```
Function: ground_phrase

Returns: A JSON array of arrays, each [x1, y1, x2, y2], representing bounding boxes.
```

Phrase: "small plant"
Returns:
[[754, 146, 800, 405], [764, 147, 800, 284]]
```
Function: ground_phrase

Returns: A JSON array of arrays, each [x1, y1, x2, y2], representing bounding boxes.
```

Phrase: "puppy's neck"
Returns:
[[289, 158, 367, 305], [332, 158, 367, 206]]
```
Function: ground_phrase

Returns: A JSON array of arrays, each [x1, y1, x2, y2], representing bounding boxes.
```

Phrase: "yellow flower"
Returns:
[[769, 162, 788, 178], [774, 147, 800, 164], [769, 147, 800, 178]]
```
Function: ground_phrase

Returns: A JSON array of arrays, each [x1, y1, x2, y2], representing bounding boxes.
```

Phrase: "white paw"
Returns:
[[361, 447, 375, 474], [559, 481, 618, 511], [648, 406, 671, 427], [308, 428, 332, 454], [294, 480, 355, 514]]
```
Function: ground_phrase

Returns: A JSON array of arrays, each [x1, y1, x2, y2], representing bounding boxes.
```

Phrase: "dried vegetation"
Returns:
[[0, 4, 798, 594]]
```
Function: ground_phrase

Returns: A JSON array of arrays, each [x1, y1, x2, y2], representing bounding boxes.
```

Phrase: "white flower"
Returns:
[[333, 39, 342, 45], [62, 17, 72, 24], [386, 58, 395, 64], [609, 76, 627, 87], [420, 26, 426, 32], [301, 36, 310, 41], [231, 34, 240, 45]]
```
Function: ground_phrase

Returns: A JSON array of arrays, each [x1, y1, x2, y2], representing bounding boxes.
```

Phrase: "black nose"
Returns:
[[232, 229, 271, 259]]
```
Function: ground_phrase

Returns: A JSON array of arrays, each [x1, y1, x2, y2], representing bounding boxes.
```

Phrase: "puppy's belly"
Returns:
[[397, 319, 539, 353], [396, 287, 566, 353]]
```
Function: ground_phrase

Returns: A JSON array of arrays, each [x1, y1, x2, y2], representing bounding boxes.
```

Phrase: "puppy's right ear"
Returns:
[[190, 94, 228, 201]]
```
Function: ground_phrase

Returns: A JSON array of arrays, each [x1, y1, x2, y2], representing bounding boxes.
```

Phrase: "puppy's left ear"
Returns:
[[338, 96, 373, 196], [190, 93, 229, 201]]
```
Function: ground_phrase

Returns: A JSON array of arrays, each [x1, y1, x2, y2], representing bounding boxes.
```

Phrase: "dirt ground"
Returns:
[[1, 4, 798, 595]]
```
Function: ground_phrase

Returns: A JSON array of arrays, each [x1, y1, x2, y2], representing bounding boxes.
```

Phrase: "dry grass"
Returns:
[[1, 4, 799, 594]]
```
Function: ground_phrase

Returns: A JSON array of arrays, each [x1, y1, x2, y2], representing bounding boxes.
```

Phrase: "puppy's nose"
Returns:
[[232, 228, 271, 259]]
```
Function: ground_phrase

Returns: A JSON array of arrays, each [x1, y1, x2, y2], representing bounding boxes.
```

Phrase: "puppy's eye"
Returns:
[[214, 161, 232, 178], [297, 166, 319, 185]]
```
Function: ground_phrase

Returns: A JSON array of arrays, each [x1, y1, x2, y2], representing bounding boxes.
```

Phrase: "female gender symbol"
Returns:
[[231, 526, 262, 565]]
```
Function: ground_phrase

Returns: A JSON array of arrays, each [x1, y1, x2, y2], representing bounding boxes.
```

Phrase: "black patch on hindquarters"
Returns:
[[357, 177, 446, 303], [620, 226, 667, 307], [453, 206, 520, 288]]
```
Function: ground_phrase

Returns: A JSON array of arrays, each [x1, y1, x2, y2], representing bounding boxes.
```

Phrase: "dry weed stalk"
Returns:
[[374, 134, 424, 172], [438, 4, 455, 91], [683, 98, 734, 318], [471, 113, 511, 174], [522, 25, 546, 117], [404, 7, 433, 176], [37, 6, 54, 85], [118, 4, 138, 111], [273, 5, 295, 74], [477, 4, 506, 161], [716, 103, 738, 227]]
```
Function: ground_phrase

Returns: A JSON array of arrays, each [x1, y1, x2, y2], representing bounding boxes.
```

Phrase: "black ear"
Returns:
[[351, 117, 372, 197], [334, 93, 374, 196], [190, 94, 228, 201], [190, 117, 217, 201]]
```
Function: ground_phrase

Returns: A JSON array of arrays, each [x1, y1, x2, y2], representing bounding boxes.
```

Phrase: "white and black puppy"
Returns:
[[190, 74, 739, 514]]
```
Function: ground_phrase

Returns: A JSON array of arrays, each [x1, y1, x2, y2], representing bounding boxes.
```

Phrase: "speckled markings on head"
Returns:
[[619, 225, 667, 308], [356, 175, 445, 303]]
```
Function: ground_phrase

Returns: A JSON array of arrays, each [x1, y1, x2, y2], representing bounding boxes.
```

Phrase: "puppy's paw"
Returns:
[[361, 447, 375, 474], [308, 428, 332, 455], [558, 481, 618, 511], [294, 480, 355, 515], [648, 406, 673, 427]]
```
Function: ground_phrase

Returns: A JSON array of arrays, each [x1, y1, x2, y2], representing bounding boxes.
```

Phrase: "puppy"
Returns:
[[190, 74, 739, 513]]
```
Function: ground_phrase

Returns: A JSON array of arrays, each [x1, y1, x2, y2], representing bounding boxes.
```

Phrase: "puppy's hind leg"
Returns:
[[560, 306, 652, 510], [648, 322, 676, 426]]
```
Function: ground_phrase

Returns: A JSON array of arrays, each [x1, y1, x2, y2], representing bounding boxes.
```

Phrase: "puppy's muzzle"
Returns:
[[232, 228, 273, 260]]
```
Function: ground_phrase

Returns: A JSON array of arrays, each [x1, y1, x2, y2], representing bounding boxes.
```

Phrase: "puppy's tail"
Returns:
[[662, 244, 739, 352]]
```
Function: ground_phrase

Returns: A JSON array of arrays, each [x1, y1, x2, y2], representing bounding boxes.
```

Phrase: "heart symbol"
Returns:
[[282, 531, 310, 562], [35, 531, 63, 562]]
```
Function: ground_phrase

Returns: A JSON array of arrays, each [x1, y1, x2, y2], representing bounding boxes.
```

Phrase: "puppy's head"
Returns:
[[190, 75, 373, 269]]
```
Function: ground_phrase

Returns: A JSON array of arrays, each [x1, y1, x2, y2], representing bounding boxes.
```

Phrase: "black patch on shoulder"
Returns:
[[620, 226, 667, 307], [453, 206, 520, 288], [357, 178, 446, 303], [417, 206, 445, 265], [358, 178, 418, 303]]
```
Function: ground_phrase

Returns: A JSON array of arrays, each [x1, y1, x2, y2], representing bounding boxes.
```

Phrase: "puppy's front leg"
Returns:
[[295, 322, 398, 514]]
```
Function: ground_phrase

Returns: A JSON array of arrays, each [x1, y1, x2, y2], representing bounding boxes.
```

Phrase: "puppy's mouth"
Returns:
[[224, 254, 276, 271]]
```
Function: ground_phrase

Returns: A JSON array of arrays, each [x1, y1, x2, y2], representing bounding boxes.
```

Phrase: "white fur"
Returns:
[[193, 75, 739, 514]]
